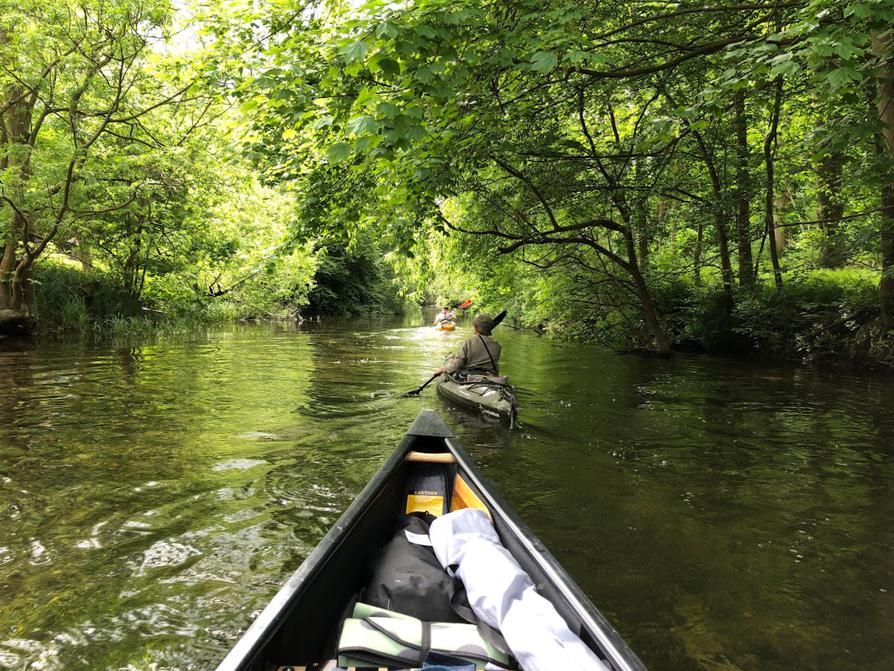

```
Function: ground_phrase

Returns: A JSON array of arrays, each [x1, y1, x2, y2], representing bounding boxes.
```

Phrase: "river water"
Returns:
[[0, 317, 891, 671]]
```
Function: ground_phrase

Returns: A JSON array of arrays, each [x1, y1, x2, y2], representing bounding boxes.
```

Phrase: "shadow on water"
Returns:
[[0, 317, 892, 670]]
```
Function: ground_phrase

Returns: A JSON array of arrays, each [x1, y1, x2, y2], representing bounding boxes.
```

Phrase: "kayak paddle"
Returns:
[[401, 309, 508, 398], [401, 373, 439, 397]]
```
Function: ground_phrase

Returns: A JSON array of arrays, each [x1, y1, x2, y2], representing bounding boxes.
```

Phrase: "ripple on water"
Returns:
[[29, 539, 50, 565], [0, 638, 64, 671], [0, 546, 12, 565], [210, 459, 268, 472], [136, 541, 203, 575], [236, 431, 286, 441]]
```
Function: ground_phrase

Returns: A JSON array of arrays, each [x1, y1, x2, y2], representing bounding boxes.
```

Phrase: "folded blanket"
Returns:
[[337, 602, 511, 670]]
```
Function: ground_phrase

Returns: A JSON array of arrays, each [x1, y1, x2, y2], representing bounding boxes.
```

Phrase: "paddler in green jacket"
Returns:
[[434, 313, 502, 376]]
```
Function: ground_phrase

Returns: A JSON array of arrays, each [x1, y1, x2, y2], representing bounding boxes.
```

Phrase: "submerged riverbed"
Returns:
[[1, 317, 892, 671]]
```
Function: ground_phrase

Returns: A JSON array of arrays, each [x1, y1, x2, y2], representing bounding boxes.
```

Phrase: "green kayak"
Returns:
[[436, 373, 518, 425]]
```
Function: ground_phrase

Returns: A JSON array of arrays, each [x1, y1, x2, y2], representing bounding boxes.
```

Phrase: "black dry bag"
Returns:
[[362, 513, 469, 623]]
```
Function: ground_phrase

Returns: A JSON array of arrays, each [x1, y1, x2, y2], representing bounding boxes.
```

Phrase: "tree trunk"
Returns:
[[122, 222, 145, 301], [657, 199, 672, 253], [0, 38, 9, 309], [0, 242, 14, 308], [765, 77, 784, 289], [716, 209, 734, 304], [693, 218, 704, 287], [691, 129, 733, 303], [872, 30, 894, 327], [10, 261, 32, 313], [815, 121, 846, 267], [734, 90, 754, 286], [1, 37, 35, 314], [881, 184, 894, 328], [637, 222, 649, 269], [774, 195, 788, 255], [624, 229, 670, 352], [633, 160, 650, 268], [78, 239, 93, 272]]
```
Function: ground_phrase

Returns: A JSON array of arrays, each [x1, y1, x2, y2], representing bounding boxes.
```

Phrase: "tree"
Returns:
[[0, 0, 186, 331], [221, 0, 808, 351], [199, 0, 894, 355]]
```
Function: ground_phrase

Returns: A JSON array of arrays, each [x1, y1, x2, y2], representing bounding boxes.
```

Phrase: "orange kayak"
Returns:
[[435, 321, 456, 331]]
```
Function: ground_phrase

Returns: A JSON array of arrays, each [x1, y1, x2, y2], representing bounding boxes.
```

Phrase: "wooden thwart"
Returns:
[[404, 451, 456, 464]]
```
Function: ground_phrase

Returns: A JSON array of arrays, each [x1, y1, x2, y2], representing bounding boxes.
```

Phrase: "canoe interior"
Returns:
[[218, 412, 644, 671]]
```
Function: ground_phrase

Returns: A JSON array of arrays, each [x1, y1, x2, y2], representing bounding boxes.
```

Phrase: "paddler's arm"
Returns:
[[434, 339, 469, 374]]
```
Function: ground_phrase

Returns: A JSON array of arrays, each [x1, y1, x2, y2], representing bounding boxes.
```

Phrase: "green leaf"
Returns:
[[345, 115, 379, 135], [377, 101, 400, 118], [326, 142, 352, 163], [415, 66, 436, 84], [355, 87, 376, 106], [563, 51, 588, 64], [253, 77, 277, 89], [530, 51, 558, 73], [378, 58, 401, 77], [769, 59, 800, 78], [376, 21, 399, 39], [340, 41, 368, 64], [416, 25, 437, 39], [834, 38, 863, 61], [826, 65, 863, 89]]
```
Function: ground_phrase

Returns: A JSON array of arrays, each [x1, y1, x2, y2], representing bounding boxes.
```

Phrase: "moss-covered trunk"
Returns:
[[873, 31, 894, 328]]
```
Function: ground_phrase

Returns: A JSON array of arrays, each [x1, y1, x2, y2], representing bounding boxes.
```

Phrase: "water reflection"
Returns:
[[0, 318, 892, 671]]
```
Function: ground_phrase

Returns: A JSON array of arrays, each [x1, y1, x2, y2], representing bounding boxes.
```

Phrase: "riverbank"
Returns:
[[18, 261, 894, 371], [23, 254, 405, 339], [475, 269, 894, 371], [663, 276, 894, 370]]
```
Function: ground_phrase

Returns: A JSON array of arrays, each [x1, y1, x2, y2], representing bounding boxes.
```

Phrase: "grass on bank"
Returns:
[[34, 262, 270, 339], [27, 259, 894, 368], [31, 257, 406, 339], [636, 268, 892, 367]]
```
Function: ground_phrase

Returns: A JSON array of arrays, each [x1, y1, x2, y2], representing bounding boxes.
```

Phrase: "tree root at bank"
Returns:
[[0, 309, 37, 336]]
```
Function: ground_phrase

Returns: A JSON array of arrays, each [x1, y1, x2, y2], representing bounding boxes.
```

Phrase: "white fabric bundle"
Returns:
[[428, 508, 609, 671]]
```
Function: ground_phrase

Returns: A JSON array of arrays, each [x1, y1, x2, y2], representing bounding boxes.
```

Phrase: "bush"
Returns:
[[303, 242, 404, 316], [34, 262, 129, 329], [34, 261, 238, 335], [646, 268, 888, 366], [730, 271, 880, 364]]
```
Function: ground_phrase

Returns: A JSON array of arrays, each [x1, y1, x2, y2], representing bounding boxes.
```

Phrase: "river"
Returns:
[[1, 316, 892, 671]]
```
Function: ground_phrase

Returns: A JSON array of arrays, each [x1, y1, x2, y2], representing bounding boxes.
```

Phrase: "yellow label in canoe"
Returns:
[[405, 494, 444, 517]]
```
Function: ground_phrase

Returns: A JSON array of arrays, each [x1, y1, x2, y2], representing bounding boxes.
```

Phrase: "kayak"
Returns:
[[435, 321, 456, 331], [214, 411, 646, 671], [437, 373, 518, 425]]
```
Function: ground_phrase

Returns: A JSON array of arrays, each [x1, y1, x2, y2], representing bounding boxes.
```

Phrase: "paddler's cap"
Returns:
[[472, 313, 494, 335]]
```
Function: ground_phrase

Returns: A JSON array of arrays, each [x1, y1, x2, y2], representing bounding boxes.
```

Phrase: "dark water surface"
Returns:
[[1, 318, 892, 671]]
